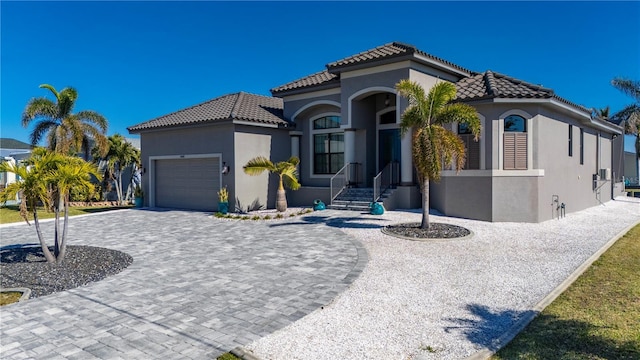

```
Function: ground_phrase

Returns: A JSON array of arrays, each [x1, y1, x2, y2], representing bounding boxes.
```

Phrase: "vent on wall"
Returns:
[[599, 168, 612, 181]]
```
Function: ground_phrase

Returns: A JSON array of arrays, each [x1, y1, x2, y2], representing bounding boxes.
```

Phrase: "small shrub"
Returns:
[[242, 216, 249, 220], [252, 215, 261, 220], [263, 215, 272, 220], [289, 213, 296, 217], [275, 214, 284, 219]]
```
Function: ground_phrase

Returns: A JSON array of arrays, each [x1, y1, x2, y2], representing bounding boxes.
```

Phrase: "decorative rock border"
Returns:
[[381, 222, 475, 241]]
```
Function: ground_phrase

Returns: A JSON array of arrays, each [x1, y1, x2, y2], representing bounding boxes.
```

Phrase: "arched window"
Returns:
[[503, 114, 527, 170], [504, 115, 526, 132], [312, 116, 343, 174]]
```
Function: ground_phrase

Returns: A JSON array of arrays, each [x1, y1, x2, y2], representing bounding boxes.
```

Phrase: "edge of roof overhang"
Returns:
[[460, 97, 623, 134], [271, 81, 341, 97]]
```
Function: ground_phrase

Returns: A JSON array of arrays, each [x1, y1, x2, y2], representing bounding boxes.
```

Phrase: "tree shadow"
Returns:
[[446, 303, 640, 358], [0, 245, 47, 264], [269, 214, 386, 229]]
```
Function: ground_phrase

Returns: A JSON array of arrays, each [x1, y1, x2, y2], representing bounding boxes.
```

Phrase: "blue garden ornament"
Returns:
[[369, 202, 384, 215], [313, 199, 326, 211]]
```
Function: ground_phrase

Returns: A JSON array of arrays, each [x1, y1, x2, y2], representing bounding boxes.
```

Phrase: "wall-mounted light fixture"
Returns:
[[384, 94, 390, 107], [221, 162, 230, 175]]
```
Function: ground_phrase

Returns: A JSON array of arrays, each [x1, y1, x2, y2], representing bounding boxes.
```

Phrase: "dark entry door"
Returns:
[[378, 129, 401, 174]]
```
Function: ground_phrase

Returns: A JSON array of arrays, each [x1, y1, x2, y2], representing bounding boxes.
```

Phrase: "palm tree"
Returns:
[[396, 80, 481, 229], [92, 134, 140, 205], [22, 84, 109, 159], [592, 106, 610, 120], [0, 148, 100, 264], [610, 78, 640, 159], [243, 156, 301, 212]]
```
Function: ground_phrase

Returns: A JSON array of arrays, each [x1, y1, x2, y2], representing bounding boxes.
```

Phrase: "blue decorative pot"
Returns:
[[218, 202, 229, 214], [134, 197, 143, 208], [313, 199, 325, 211], [369, 202, 384, 215]]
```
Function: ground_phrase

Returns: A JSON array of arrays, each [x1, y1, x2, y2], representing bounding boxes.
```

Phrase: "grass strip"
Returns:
[[493, 224, 640, 359]]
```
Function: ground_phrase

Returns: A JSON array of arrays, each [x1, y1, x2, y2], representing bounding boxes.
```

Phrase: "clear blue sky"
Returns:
[[2, 1, 639, 145]]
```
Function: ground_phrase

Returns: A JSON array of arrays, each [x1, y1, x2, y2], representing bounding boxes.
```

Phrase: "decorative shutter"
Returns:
[[504, 133, 516, 170], [515, 133, 528, 169], [467, 135, 480, 170]]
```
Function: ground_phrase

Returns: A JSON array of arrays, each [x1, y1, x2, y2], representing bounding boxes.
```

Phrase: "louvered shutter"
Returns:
[[504, 133, 527, 170]]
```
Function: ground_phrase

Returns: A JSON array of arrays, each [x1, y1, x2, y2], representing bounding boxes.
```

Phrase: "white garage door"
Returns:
[[154, 157, 220, 211]]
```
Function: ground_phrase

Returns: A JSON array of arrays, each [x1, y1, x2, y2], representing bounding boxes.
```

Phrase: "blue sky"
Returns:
[[2, 1, 639, 146]]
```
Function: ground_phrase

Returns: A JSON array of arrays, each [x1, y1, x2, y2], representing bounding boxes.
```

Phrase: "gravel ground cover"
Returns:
[[0, 245, 133, 298], [246, 197, 640, 360]]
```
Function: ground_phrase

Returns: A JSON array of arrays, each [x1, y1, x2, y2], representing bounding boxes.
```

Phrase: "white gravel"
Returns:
[[245, 197, 640, 360]]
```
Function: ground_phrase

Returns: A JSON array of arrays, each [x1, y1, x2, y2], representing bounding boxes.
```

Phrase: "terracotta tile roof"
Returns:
[[271, 70, 339, 94], [327, 42, 472, 74], [128, 92, 289, 132], [456, 71, 591, 113]]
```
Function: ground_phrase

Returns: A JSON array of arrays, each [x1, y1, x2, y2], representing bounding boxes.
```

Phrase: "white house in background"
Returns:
[[0, 138, 33, 192]]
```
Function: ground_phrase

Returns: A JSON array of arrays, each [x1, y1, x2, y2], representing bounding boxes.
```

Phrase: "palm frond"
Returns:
[[612, 78, 640, 102], [38, 84, 60, 99], [76, 110, 108, 132], [243, 156, 276, 176], [22, 98, 58, 126], [437, 103, 481, 139], [426, 82, 457, 119]]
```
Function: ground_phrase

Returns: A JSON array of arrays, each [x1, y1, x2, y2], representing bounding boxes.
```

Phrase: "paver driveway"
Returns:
[[0, 209, 367, 359]]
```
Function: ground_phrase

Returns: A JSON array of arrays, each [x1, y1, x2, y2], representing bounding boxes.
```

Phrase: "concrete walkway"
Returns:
[[0, 209, 367, 359]]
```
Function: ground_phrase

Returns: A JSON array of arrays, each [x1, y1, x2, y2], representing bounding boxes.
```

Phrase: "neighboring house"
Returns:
[[0, 138, 33, 192], [622, 134, 639, 183], [129, 42, 624, 222]]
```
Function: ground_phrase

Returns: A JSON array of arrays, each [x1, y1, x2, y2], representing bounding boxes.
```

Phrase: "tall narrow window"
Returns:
[[579, 128, 584, 165], [312, 116, 344, 174], [503, 115, 527, 170], [568, 124, 573, 157], [458, 123, 480, 169]]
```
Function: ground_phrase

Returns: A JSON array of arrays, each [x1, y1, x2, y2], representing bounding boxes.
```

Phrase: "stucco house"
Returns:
[[128, 42, 625, 222]]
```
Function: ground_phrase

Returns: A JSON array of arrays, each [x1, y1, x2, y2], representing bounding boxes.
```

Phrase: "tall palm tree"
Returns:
[[396, 80, 481, 229], [610, 78, 640, 159], [22, 84, 109, 159], [243, 156, 301, 212], [92, 134, 140, 205], [0, 148, 100, 264], [592, 106, 610, 120]]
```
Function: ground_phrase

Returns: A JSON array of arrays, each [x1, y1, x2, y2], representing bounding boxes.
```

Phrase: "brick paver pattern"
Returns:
[[0, 209, 367, 359]]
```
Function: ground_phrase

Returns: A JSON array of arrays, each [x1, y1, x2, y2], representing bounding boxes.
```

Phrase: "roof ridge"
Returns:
[[483, 71, 498, 96], [231, 92, 244, 118], [490, 71, 554, 95]]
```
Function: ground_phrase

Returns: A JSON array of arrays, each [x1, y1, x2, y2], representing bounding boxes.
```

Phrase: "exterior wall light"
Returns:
[[222, 162, 230, 175]]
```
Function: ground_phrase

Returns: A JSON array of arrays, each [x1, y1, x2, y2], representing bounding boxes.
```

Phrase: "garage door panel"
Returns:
[[155, 157, 219, 211]]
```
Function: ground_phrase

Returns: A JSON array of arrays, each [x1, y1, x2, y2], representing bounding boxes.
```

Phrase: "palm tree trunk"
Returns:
[[53, 205, 61, 258], [116, 171, 123, 205], [421, 179, 430, 229], [33, 210, 56, 263], [58, 195, 70, 264], [276, 175, 287, 212]]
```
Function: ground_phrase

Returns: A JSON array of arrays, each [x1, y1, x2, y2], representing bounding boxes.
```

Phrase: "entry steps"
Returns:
[[327, 187, 394, 211]]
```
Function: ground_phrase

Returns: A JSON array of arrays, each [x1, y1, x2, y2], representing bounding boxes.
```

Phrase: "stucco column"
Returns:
[[401, 129, 413, 185], [344, 128, 356, 165], [289, 131, 302, 159]]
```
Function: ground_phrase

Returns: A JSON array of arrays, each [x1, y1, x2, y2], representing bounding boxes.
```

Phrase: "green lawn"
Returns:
[[0, 204, 131, 225], [493, 224, 640, 359]]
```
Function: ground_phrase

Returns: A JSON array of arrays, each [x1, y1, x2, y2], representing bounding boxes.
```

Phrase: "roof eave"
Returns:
[[271, 81, 341, 97]]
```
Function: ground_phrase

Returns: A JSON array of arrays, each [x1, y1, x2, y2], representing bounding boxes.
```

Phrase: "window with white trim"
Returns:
[[503, 114, 527, 170], [312, 116, 344, 174]]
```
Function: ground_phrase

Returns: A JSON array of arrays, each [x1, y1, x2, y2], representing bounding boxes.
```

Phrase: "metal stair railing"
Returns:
[[330, 163, 352, 205], [373, 161, 400, 202]]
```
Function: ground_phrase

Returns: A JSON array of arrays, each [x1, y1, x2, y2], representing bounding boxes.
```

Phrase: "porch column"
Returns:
[[290, 131, 303, 175], [344, 128, 356, 165], [401, 128, 413, 185]]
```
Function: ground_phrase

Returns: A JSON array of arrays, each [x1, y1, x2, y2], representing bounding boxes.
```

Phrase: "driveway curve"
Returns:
[[0, 209, 367, 359]]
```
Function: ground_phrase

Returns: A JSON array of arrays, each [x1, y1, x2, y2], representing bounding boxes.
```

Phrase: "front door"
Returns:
[[378, 129, 401, 176]]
